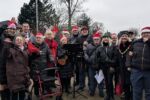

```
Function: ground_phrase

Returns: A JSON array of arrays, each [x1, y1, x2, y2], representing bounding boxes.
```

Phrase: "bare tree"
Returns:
[[54, 0, 87, 31]]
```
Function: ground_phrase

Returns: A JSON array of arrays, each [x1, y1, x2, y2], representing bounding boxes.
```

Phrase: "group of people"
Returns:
[[0, 19, 150, 100]]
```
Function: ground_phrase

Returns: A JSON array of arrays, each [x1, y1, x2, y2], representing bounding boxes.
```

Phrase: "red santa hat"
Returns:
[[141, 26, 150, 33], [7, 23, 16, 29], [93, 32, 101, 38], [36, 33, 43, 37], [72, 26, 79, 31]]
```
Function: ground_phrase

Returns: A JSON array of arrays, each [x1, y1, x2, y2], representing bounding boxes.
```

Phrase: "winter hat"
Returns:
[[45, 29, 53, 35], [93, 32, 101, 38], [118, 31, 129, 39], [102, 32, 111, 38], [72, 26, 79, 31], [62, 30, 70, 35], [141, 26, 150, 33], [7, 23, 16, 29], [81, 26, 88, 31], [36, 33, 43, 37]]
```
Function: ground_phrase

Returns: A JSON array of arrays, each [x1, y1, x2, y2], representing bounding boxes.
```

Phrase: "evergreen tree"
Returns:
[[18, 0, 59, 32]]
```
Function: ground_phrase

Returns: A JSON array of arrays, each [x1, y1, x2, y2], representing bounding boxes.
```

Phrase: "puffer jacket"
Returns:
[[6, 44, 30, 92], [126, 39, 150, 70], [30, 42, 54, 71]]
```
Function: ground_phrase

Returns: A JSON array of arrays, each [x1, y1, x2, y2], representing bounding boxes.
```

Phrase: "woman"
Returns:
[[57, 35, 72, 94], [116, 31, 132, 100], [5, 35, 32, 100]]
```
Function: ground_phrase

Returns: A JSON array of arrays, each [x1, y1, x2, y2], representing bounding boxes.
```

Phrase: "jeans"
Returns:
[[131, 68, 150, 100], [79, 62, 86, 89], [88, 67, 103, 95]]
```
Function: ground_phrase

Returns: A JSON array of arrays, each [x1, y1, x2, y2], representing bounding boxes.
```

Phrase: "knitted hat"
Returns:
[[141, 26, 150, 33], [7, 23, 16, 29], [102, 32, 111, 38], [118, 31, 129, 39], [93, 32, 101, 38], [36, 33, 43, 37]]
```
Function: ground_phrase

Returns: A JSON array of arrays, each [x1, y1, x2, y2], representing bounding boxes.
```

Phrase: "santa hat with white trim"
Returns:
[[141, 26, 150, 33]]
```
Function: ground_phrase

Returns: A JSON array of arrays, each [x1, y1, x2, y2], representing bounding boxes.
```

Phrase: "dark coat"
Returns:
[[0, 41, 13, 84], [30, 42, 54, 71], [5, 44, 30, 92], [116, 42, 131, 84], [126, 39, 150, 70], [57, 45, 73, 78], [69, 34, 79, 44]]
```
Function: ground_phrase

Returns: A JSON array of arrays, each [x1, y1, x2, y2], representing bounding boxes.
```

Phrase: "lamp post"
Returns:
[[36, 0, 39, 33]]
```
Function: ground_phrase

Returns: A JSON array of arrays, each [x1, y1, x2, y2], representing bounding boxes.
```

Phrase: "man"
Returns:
[[21, 22, 35, 43], [29, 33, 54, 96], [111, 33, 118, 46], [84, 33, 104, 97], [126, 26, 150, 100], [96, 32, 116, 100], [69, 26, 79, 44]]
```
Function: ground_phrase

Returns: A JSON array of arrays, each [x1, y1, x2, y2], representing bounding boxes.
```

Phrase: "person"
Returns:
[[116, 31, 132, 100], [4, 35, 32, 100], [96, 32, 116, 100], [69, 26, 80, 86], [0, 24, 17, 100], [21, 22, 35, 43], [61, 30, 70, 40], [57, 35, 73, 94], [45, 29, 58, 67], [111, 33, 118, 46], [84, 32, 104, 97], [76, 26, 91, 91], [29, 33, 54, 96], [126, 27, 150, 100]]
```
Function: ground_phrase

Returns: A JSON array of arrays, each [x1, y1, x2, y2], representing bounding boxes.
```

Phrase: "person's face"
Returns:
[[36, 36, 44, 44], [7, 28, 16, 34], [129, 33, 136, 40], [45, 33, 54, 40], [81, 29, 88, 36], [102, 37, 110, 43], [111, 35, 117, 44], [72, 30, 78, 35], [61, 37, 68, 45], [120, 34, 129, 43], [22, 23, 30, 33], [15, 36, 24, 47], [141, 32, 150, 39], [93, 37, 101, 45]]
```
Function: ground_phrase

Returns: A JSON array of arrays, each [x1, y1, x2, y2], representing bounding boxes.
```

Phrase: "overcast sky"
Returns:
[[0, 0, 149, 33]]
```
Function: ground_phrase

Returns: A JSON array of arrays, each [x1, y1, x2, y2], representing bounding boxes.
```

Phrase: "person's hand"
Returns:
[[127, 67, 131, 72], [0, 84, 8, 91], [83, 41, 88, 46], [4, 38, 12, 43], [129, 51, 133, 56], [143, 37, 149, 42], [25, 38, 30, 43], [28, 79, 34, 92]]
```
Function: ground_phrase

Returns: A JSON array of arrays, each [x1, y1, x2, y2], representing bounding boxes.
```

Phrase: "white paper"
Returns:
[[95, 70, 104, 84]]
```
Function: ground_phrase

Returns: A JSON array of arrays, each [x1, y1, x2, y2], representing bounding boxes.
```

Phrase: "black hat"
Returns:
[[118, 30, 129, 39]]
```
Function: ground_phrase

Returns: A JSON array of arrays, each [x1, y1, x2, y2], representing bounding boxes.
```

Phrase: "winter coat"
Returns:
[[69, 34, 79, 44], [57, 45, 73, 78], [30, 42, 54, 72], [126, 39, 150, 70], [76, 34, 92, 44], [0, 41, 13, 84], [116, 42, 131, 84], [96, 44, 117, 70], [5, 44, 30, 92], [84, 43, 100, 70]]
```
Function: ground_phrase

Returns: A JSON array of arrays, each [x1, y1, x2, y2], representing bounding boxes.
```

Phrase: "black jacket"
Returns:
[[126, 39, 150, 70], [57, 45, 73, 78], [30, 42, 54, 72]]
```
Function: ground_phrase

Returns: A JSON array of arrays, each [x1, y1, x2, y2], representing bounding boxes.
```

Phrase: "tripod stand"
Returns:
[[63, 44, 88, 99]]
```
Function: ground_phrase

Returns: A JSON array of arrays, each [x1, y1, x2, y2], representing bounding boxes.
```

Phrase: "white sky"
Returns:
[[0, 0, 150, 33]]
